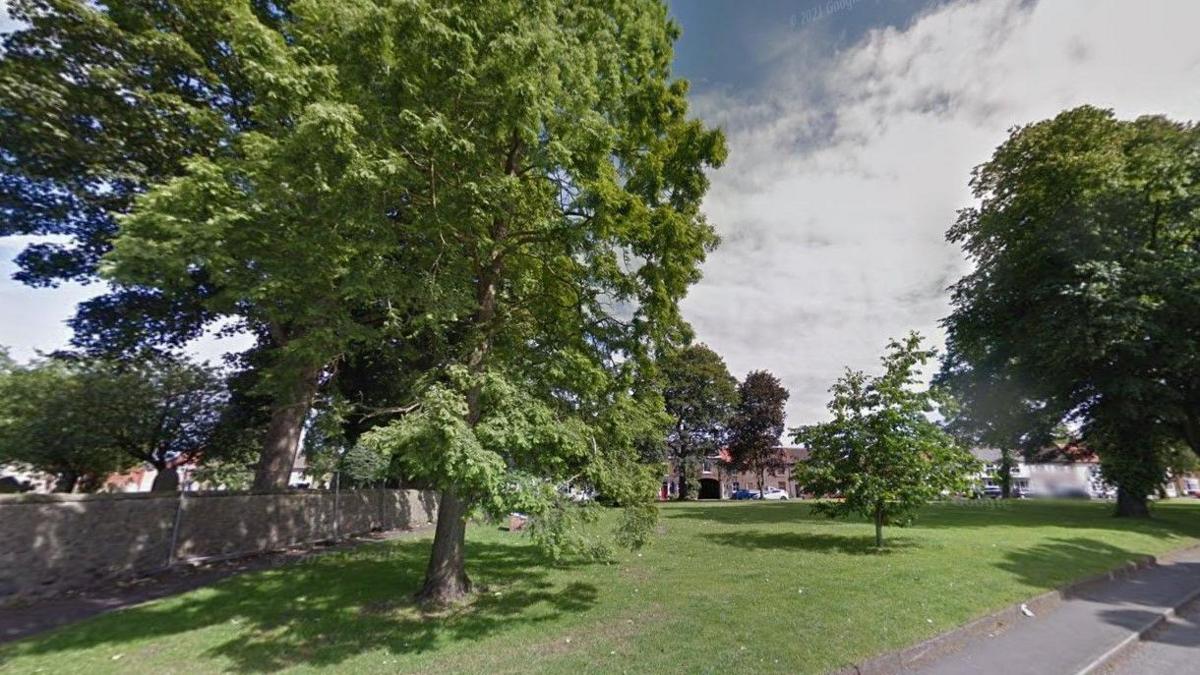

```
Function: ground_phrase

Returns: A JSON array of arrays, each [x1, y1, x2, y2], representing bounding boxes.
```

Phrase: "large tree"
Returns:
[[793, 333, 978, 547], [323, 0, 721, 606], [0, 0, 342, 489], [726, 370, 790, 498], [660, 344, 738, 500], [942, 106, 1200, 516]]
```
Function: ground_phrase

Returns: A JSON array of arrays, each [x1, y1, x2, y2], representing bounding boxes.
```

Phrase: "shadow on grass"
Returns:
[[705, 530, 918, 555], [663, 501, 819, 526], [2, 538, 598, 672]]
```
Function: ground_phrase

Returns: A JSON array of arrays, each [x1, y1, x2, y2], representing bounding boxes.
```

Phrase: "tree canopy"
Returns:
[[659, 343, 738, 499], [941, 105, 1200, 516], [346, 0, 724, 605], [793, 333, 978, 547], [0, 354, 238, 492], [726, 370, 790, 497]]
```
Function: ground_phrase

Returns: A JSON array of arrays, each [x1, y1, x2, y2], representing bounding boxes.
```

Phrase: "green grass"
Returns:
[[4, 500, 1200, 674]]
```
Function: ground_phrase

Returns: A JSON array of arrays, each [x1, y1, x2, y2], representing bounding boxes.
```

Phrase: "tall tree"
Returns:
[[660, 344, 738, 500], [95, 0, 449, 490], [726, 370, 790, 498], [793, 334, 978, 547], [329, 0, 723, 605], [0, 0, 333, 488], [942, 106, 1200, 516]]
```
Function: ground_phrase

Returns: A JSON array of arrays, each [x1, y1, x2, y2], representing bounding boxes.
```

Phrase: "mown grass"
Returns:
[[3, 499, 1200, 674]]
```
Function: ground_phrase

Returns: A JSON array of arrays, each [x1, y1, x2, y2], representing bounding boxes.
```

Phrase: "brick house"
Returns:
[[661, 446, 810, 499]]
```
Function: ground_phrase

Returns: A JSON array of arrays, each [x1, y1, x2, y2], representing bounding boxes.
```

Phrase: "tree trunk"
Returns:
[[417, 489, 472, 606], [873, 505, 884, 548], [677, 457, 692, 501], [999, 448, 1014, 499], [252, 364, 323, 491], [1115, 486, 1150, 518], [53, 471, 78, 493], [151, 464, 180, 492]]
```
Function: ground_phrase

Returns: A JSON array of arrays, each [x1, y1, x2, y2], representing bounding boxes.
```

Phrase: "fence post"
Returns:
[[166, 491, 186, 568], [332, 471, 341, 542]]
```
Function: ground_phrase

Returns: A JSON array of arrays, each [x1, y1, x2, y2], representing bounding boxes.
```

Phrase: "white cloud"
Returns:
[[0, 1, 21, 35], [0, 238, 253, 365], [682, 0, 1200, 426]]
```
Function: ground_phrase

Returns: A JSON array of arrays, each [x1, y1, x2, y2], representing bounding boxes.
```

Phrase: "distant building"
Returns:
[[662, 447, 810, 499], [971, 443, 1111, 498]]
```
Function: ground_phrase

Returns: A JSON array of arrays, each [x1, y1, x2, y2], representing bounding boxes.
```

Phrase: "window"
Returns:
[[778, 482, 786, 490]]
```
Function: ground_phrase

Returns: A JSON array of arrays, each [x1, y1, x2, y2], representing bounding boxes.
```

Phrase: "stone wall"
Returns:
[[0, 489, 437, 601]]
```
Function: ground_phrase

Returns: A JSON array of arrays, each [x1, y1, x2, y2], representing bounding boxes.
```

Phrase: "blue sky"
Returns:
[[3, 1, 1200, 424]]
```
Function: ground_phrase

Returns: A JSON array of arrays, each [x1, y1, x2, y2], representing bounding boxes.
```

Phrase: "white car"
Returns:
[[760, 487, 790, 500]]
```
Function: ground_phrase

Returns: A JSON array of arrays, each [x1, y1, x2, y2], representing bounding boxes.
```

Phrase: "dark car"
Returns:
[[731, 489, 757, 500], [1051, 486, 1092, 500]]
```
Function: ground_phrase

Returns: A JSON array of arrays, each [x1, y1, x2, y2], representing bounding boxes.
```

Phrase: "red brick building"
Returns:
[[661, 446, 810, 499]]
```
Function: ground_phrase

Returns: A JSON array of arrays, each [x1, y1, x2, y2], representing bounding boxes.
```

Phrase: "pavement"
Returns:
[[910, 545, 1200, 675], [1099, 597, 1200, 674]]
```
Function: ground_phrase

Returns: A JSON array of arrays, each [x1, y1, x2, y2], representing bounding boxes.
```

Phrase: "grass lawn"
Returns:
[[4, 499, 1200, 674]]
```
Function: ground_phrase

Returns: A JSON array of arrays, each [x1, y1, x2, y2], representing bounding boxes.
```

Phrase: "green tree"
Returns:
[[660, 344, 738, 500], [0, 355, 237, 492], [942, 106, 1200, 516], [0, 0, 270, 351], [329, 0, 721, 605], [0, 358, 134, 491], [726, 370, 790, 498], [793, 334, 978, 548]]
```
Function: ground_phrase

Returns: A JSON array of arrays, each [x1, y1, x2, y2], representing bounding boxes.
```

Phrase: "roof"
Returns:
[[1029, 441, 1099, 464], [782, 447, 810, 462], [970, 443, 1100, 465], [716, 446, 810, 464], [970, 447, 1003, 463]]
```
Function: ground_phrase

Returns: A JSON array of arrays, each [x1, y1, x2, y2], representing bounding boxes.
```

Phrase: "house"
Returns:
[[971, 443, 1112, 498], [662, 447, 810, 499]]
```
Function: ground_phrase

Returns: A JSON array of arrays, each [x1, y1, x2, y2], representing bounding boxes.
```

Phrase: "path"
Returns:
[[911, 545, 1200, 674], [1098, 597, 1200, 674]]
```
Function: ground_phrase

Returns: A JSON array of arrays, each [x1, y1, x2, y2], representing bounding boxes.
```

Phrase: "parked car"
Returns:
[[731, 488, 756, 500], [1050, 486, 1091, 500], [760, 487, 789, 501]]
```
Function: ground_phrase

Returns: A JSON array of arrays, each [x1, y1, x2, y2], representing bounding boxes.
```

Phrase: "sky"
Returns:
[[2, 1, 1200, 425]]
